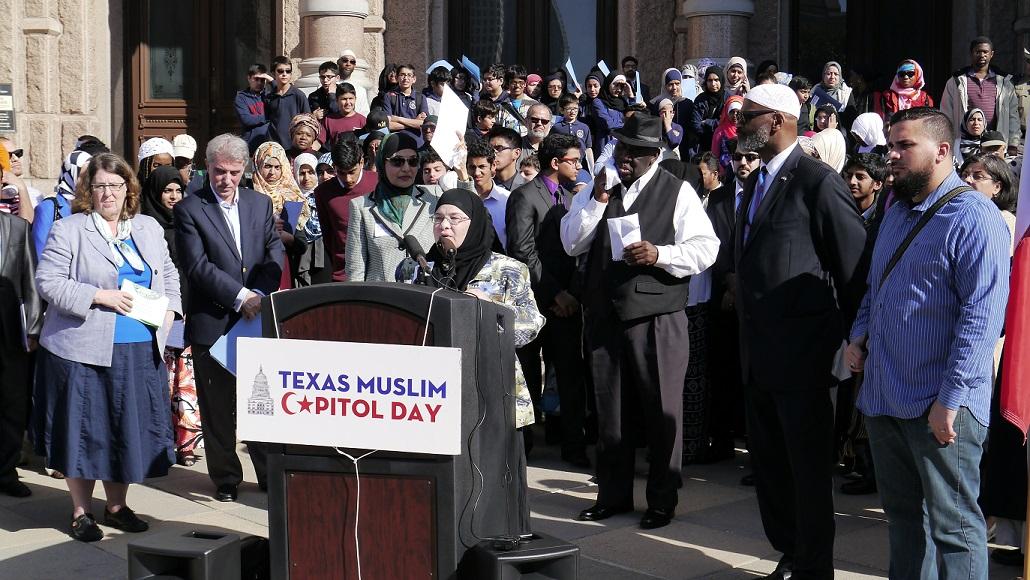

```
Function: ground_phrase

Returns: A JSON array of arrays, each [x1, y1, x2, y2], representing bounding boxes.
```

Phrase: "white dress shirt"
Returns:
[[560, 159, 720, 279], [213, 185, 258, 312], [481, 183, 510, 249]]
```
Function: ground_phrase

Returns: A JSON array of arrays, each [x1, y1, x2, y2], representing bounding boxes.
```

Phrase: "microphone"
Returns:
[[403, 235, 431, 273], [438, 237, 457, 271]]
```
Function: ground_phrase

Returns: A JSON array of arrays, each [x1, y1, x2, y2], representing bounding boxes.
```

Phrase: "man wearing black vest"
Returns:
[[561, 114, 719, 530], [734, 84, 867, 580]]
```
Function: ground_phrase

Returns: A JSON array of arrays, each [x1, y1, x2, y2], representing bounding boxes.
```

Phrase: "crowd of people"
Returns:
[[0, 33, 1024, 579]]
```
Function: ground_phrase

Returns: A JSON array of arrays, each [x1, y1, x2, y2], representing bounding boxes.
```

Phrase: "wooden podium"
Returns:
[[260, 283, 529, 580]]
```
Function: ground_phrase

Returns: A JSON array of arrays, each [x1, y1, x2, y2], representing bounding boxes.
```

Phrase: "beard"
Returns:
[[891, 165, 932, 202], [738, 124, 771, 153], [530, 127, 549, 140]]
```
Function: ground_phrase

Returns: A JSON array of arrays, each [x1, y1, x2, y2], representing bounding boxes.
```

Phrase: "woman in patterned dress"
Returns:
[[425, 188, 545, 429]]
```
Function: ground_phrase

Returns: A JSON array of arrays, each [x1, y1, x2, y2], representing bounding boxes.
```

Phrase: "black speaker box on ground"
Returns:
[[460, 532, 580, 579], [127, 530, 241, 580]]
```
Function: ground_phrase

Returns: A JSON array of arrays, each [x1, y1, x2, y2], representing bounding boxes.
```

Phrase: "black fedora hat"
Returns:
[[611, 113, 663, 149]]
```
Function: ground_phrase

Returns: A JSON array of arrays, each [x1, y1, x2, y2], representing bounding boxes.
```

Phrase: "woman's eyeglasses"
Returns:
[[432, 215, 471, 226], [897, 71, 916, 79], [386, 156, 420, 168], [91, 182, 126, 193]]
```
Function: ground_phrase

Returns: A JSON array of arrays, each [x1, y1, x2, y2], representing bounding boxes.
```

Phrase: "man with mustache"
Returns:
[[561, 113, 719, 530], [734, 84, 867, 580], [845, 107, 1010, 579]]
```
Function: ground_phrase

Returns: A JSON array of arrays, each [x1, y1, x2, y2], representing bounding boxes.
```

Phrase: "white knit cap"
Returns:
[[137, 137, 174, 162], [744, 84, 801, 119]]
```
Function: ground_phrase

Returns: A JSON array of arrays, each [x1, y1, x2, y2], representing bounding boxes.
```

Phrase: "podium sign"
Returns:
[[236, 337, 462, 454]]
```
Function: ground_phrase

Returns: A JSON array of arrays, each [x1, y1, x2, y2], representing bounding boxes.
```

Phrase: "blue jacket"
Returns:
[[264, 85, 311, 149], [31, 195, 72, 262], [234, 89, 271, 154]]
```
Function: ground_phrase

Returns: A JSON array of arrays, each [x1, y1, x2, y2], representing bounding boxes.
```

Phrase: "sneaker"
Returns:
[[102, 506, 149, 533], [71, 513, 104, 542]]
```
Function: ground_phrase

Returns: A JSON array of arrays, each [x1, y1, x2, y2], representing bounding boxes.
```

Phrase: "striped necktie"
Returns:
[[744, 166, 769, 242]]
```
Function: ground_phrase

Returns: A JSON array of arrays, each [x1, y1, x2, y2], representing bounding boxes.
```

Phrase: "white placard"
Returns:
[[236, 338, 462, 455], [120, 279, 169, 328], [431, 84, 470, 169]]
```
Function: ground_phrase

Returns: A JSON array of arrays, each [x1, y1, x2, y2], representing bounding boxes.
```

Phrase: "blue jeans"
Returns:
[[865, 408, 988, 580]]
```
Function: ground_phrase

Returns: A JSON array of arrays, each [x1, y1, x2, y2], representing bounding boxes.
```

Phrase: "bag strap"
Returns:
[[878, 185, 973, 289]]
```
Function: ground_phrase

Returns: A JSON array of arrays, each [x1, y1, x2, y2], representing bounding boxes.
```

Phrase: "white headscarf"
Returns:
[[137, 137, 174, 163], [725, 56, 750, 96], [851, 113, 886, 152], [811, 129, 846, 173]]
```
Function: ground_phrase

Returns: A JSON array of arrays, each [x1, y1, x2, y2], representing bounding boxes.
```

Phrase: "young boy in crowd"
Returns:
[[323, 83, 366, 147], [465, 100, 499, 145], [552, 93, 593, 165], [519, 151, 540, 182], [308, 61, 341, 119], [234, 64, 273, 154]]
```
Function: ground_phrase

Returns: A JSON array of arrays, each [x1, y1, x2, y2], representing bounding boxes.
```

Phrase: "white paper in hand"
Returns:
[[120, 279, 169, 328], [431, 85, 470, 169], [607, 214, 641, 261]]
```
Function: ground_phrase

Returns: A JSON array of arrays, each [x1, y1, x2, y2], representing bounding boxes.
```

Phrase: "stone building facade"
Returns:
[[0, 0, 1025, 189]]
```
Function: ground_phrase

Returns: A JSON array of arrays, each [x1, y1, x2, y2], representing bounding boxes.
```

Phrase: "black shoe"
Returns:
[[577, 503, 633, 521], [258, 481, 268, 492], [522, 428, 534, 457], [639, 507, 674, 529], [761, 557, 793, 580], [992, 548, 1025, 567], [561, 448, 591, 469], [70, 513, 104, 542], [0, 480, 31, 497], [215, 484, 238, 502], [740, 473, 755, 486], [840, 477, 877, 495], [102, 506, 149, 533]]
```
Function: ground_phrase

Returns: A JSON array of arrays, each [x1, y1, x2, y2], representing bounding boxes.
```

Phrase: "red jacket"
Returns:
[[313, 170, 379, 281], [880, 90, 935, 119]]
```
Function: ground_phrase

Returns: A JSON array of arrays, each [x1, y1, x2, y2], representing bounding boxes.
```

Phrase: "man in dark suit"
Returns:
[[561, 114, 720, 530], [506, 133, 589, 467], [734, 84, 867, 579], [0, 211, 41, 497], [174, 133, 285, 502], [704, 142, 760, 463]]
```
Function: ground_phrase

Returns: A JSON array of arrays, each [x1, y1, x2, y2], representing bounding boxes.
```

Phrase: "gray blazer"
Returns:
[[345, 186, 438, 282], [36, 212, 183, 366]]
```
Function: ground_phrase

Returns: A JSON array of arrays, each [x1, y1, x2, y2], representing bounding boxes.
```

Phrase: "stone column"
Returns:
[[295, 0, 375, 100], [676, 0, 755, 65]]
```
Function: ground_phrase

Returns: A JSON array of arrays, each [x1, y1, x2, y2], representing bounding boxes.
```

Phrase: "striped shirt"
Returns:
[[851, 172, 1010, 425], [966, 70, 999, 128]]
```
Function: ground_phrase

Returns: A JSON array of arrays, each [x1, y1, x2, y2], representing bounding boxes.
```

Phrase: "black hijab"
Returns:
[[696, 66, 726, 119], [599, 71, 628, 113], [141, 166, 184, 262], [540, 71, 565, 110], [427, 188, 495, 291]]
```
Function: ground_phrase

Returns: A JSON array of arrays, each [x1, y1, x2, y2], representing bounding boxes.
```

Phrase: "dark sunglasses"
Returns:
[[276, 68, 292, 74], [897, 71, 915, 79], [736, 109, 777, 124], [7, 149, 22, 158], [339, 58, 356, 64], [731, 152, 761, 162], [386, 155, 420, 168], [528, 117, 551, 125]]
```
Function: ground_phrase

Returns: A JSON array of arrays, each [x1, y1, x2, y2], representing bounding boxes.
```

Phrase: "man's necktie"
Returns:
[[744, 166, 768, 243]]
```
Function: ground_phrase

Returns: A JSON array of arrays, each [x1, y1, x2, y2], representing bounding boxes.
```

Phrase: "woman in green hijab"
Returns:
[[344, 132, 440, 281]]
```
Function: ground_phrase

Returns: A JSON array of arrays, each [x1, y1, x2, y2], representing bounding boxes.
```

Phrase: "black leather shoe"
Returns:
[[639, 507, 674, 529], [102, 506, 149, 532], [70, 513, 104, 542], [215, 484, 238, 502], [761, 557, 793, 580], [561, 448, 591, 469], [840, 477, 877, 495], [740, 473, 755, 486], [0, 480, 31, 497], [577, 503, 633, 521]]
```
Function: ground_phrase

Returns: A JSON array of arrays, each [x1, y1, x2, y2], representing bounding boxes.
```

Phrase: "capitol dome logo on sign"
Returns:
[[247, 366, 275, 416]]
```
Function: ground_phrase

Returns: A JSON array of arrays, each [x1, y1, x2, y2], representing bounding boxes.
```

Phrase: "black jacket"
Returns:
[[505, 177, 575, 309], [734, 145, 867, 390], [0, 214, 41, 348]]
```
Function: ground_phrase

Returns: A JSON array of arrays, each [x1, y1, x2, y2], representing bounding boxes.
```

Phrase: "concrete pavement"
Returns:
[[0, 439, 1020, 579]]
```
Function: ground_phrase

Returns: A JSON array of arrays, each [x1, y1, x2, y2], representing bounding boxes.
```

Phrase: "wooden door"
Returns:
[[128, 0, 275, 164]]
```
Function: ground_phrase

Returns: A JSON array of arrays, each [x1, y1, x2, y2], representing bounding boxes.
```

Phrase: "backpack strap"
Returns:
[[878, 185, 973, 290]]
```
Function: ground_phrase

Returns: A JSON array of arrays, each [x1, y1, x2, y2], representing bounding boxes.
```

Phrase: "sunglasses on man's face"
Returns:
[[276, 68, 292, 74], [340, 58, 356, 64], [731, 152, 761, 162], [386, 155, 420, 168], [736, 109, 776, 124]]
